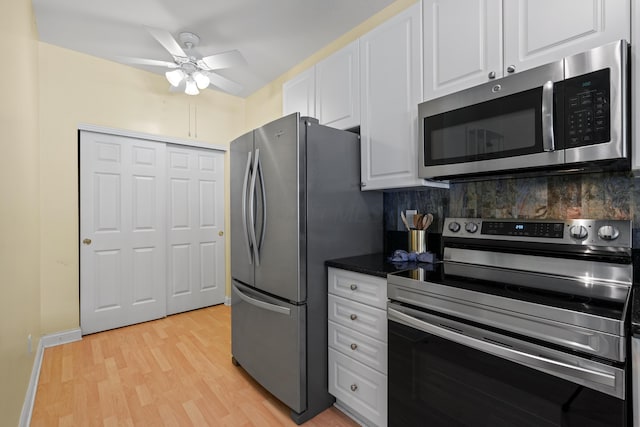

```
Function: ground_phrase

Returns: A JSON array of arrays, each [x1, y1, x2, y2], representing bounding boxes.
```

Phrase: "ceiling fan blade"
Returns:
[[200, 50, 247, 70], [205, 71, 243, 95], [146, 27, 187, 58], [116, 56, 177, 68]]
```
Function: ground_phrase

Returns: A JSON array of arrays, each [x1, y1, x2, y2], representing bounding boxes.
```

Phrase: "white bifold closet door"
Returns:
[[80, 131, 225, 335], [166, 145, 225, 315]]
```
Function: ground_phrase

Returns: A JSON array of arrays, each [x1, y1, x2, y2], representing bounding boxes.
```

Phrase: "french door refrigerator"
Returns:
[[230, 113, 382, 424]]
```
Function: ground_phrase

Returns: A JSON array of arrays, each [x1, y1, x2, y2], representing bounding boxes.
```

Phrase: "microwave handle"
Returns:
[[541, 80, 555, 152]]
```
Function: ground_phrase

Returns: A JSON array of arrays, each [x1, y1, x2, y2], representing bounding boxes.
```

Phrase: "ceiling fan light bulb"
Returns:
[[193, 71, 210, 89], [185, 78, 200, 95], [165, 69, 185, 87]]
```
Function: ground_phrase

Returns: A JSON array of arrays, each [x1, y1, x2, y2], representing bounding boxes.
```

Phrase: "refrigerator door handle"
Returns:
[[233, 284, 291, 316], [241, 151, 253, 264], [257, 155, 267, 252], [249, 148, 260, 266]]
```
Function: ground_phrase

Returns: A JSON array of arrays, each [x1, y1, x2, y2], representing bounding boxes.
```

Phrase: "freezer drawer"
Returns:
[[231, 281, 306, 413]]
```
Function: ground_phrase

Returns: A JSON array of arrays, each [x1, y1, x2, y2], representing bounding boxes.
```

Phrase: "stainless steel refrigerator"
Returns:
[[230, 113, 382, 424]]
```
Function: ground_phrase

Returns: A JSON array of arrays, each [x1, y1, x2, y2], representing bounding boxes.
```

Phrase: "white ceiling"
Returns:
[[32, 0, 396, 97]]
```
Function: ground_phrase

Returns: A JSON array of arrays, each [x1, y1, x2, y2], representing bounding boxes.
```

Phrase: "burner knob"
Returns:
[[448, 221, 461, 233], [598, 225, 620, 241], [569, 225, 588, 240], [465, 222, 478, 233]]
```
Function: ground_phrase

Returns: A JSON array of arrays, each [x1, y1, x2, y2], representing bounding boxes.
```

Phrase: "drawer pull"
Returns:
[[350, 314, 358, 321], [350, 343, 358, 350], [350, 384, 358, 392], [350, 284, 358, 291]]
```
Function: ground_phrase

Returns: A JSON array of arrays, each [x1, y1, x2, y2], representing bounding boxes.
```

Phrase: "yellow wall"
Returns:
[[0, 0, 42, 424], [38, 44, 246, 333], [244, 0, 418, 129]]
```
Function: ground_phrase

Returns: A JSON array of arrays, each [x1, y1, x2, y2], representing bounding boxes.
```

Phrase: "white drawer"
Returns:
[[329, 320, 387, 374], [328, 267, 387, 309], [328, 294, 387, 342], [329, 348, 387, 427]]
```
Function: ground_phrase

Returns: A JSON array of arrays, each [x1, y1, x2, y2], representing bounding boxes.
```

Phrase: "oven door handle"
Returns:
[[388, 306, 622, 398]]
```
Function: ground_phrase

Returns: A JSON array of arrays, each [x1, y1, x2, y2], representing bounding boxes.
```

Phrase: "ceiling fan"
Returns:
[[120, 27, 246, 96]]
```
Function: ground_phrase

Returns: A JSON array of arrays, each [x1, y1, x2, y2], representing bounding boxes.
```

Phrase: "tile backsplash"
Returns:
[[384, 171, 640, 246]]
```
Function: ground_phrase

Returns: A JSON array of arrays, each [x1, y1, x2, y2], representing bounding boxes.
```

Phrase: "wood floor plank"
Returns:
[[31, 305, 358, 426]]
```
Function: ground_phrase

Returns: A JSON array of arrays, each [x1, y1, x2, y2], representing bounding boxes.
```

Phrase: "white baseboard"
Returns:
[[225, 296, 232, 306], [40, 328, 82, 348], [19, 329, 82, 427]]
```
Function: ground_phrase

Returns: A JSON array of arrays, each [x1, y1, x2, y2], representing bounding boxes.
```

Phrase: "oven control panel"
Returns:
[[444, 218, 631, 248]]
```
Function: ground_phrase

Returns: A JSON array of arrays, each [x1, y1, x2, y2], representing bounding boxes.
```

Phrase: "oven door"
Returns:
[[418, 60, 564, 179], [388, 303, 627, 427]]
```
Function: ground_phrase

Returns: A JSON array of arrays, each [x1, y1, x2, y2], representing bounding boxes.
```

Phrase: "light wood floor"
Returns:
[[31, 305, 357, 426]]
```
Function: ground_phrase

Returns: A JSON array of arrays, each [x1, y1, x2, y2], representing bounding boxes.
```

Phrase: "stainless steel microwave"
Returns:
[[418, 40, 629, 180]]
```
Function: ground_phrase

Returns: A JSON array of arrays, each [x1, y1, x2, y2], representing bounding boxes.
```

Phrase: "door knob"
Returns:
[[218, 231, 224, 236], [82, 238, 92, 245]]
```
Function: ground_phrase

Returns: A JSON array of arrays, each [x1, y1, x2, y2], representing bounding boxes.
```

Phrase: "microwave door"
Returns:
[[419, 60, 564, 179]]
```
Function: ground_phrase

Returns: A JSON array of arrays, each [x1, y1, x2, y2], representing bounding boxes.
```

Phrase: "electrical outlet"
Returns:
[[27, 334, 32, 354]]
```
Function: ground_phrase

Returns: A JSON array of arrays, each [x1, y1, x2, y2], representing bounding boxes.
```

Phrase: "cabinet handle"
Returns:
[[507, 65, 516, 73], [488, 71, 496, 79], [350, 343, 358, 350], [82, 238, 92, 245], [350, 284, 358, 291], [360, 182, 367, 188], [350, 314, 358, 321], [350, 384, 358, 392]]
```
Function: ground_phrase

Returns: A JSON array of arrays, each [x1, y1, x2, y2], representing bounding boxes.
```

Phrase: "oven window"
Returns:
[[388, 320, 626, 427], [424, 87, 543, 166]]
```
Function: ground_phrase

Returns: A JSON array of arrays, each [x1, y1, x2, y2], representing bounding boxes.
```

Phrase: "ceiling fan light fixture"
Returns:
[[165, 69, 185, 87], [193, 71, 210, 90], [185, 77, 200, 96]]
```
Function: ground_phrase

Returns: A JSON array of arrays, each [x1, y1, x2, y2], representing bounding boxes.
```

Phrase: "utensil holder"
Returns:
[[408, 230, 426, 253]]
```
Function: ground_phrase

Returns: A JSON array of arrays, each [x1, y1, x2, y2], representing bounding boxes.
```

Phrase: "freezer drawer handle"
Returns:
[[233, 285, 291, 316]]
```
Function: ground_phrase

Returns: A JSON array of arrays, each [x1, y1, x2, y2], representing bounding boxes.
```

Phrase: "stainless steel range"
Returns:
[[387, 218, 633, 427]]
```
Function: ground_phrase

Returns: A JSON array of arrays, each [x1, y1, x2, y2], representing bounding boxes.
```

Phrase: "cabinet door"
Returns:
[[315, 40, 360, 129], [361, 3, 449, 190], [423, 0, 502, 100], [503, 0, 630, 75], [282, 67, 315, 117]]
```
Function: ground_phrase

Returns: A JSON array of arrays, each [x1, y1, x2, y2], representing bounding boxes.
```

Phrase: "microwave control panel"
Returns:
[[564, 68, 610, 148]]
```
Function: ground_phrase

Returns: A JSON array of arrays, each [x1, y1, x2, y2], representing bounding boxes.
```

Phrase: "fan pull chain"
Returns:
[[188, 103, 191, 137]]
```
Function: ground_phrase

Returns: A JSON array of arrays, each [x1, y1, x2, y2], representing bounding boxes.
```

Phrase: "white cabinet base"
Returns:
[[329, 348, 387, 427]]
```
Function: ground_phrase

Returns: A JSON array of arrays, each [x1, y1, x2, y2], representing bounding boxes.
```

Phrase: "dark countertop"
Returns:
[[325, 253, 425, 278]]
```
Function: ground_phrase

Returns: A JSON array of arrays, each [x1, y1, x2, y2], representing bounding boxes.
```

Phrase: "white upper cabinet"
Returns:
[[282, 66, 315, 118], [423, 0, 502, 101], [503, 0, 630, 75], [423, 0, 630, 101], [315, 40, 361, 130], [361, 2, 448, 191]]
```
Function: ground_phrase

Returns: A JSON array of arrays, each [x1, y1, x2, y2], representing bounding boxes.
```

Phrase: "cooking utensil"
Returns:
[[423, 213, 434, 230], [400, 212, 411, 231], [413, 213, 423, 229]]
